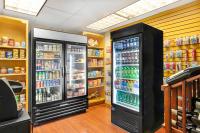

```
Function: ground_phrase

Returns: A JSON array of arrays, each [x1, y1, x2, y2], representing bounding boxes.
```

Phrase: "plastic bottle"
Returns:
[[36, 89, 39, 103], [38, 89, 42, 103], [133, 80, 139, 91]]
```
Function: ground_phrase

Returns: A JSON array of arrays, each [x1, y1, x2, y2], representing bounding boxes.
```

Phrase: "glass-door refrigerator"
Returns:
[[29, 28, 88, 125], [111, 23, 163, 133], [35, 41, 63, 104], [65, 44, 87, 99]]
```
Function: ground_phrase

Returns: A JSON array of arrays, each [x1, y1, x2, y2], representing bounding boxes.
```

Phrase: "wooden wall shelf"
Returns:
[[0, 15, 29, 110], [83, 32, 106, 107], [0, 73, 26, 76]]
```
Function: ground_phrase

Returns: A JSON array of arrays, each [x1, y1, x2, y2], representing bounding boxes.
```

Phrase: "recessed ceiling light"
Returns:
[[87, 14, 127, 31], [4, 0, 47, 16], [87, 0, 180, 31], [116, 0, 180, 18]]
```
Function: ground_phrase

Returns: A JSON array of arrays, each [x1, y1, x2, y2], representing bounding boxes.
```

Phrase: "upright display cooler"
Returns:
[[29, 28, 88, 125], [111, 23, 163, 133], [65, 44, 87, 98]]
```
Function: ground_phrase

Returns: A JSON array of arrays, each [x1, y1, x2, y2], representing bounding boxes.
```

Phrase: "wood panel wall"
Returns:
[[111, 0, 200, 78]]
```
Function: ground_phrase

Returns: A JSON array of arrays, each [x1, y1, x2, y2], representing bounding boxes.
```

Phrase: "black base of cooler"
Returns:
[[111, 105, 142, 133], [31, 97, 87, 126]]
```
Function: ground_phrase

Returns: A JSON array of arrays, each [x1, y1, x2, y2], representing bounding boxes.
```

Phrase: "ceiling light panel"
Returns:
[[87, 14, 127, 31], [4, 0, 46, 16], [116, 0, 180, 18]]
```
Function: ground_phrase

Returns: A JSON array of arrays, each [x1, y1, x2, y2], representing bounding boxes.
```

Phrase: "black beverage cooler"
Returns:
[[29, 28, 88, 125], [111, 23, 164, 133]]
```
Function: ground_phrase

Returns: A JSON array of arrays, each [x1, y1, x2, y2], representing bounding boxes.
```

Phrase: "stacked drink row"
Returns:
[[117, 91, 139, 108], [115, 80, 139, 93], [36, 87, 61, 104], [114, 37, 139, 52], [115, 66, 139, 79], [116, 51, 139, 64]]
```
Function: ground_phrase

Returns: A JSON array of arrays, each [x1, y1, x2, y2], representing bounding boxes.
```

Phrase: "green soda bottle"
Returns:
[[130, 94, 134, 105], [127, 66, 132, 78], [126, 66, 129, 79], [136, 95, 139, 107], [135, 67, 139, 79], [130, 66, 134, 79], [122, 67, 124, 78], [121, 67, 124, 78]]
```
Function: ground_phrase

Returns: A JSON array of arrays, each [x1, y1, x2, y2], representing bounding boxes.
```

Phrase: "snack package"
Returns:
[[164, 40, 170, 47]]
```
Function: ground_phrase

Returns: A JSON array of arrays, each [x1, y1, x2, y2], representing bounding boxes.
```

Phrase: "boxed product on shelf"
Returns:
[[21, 41, 26, 48], [88, 70, 103, 78], [0, 50, 5, 58], [15, 42, 20, 47], [19, 49, 25, 59], [1, 36, 9, 45], [8, 39, 15, 46], [97, 60, 103, 66], [7, 68, 14, 74], [0, 67, 25, 74], [88, 59, 104, 67], [88, 49, 103, 57], [88, 79, 103, 88], [88, 38, 99, 47], [13, 49, 19, 58], [5, 51, 13, 58], [0, 67, 7, 74]]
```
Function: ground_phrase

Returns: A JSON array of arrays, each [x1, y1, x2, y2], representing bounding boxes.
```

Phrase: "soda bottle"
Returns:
[[124, 80, 128, 91], [128, 66, 132, 79], [126, 39, 130, 49], [128, 81, 132, 91], [121, 66, 124, 78], [36, 89, 39, 103], [133, 81, 139, 95], [124, 67, 127, 79], [115, 67, 119, 78], [136, 94, 139, 107]]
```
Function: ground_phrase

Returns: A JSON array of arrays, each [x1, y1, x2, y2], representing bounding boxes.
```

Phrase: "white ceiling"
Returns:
[[0, 0, 196, 34], [0, 0, 138, 34]]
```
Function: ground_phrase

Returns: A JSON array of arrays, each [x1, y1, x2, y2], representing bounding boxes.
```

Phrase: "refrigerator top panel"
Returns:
[[33, 28, 87, 44], [65, 44, 87, 99], [35, 41, 63, 105], [113, 35, 140, 112]]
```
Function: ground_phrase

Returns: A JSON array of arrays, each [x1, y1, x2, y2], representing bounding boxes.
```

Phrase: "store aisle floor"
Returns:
[[33, 104, 164, 133]]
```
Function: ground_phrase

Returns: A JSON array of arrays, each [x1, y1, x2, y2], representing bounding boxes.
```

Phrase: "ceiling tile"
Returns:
[[34, 6, 72, 28], [46, 0, 87, 14]]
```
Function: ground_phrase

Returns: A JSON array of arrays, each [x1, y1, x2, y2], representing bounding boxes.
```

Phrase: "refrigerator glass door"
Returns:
[[113, 36, 140, 112], [65, 44, 87, 98], [35, 41, 63, 105]]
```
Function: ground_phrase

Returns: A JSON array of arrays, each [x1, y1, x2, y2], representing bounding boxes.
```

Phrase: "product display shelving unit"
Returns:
[[162, 74, 200, 133], [83, 32, 105, 106], [0, 15, 29, 110]]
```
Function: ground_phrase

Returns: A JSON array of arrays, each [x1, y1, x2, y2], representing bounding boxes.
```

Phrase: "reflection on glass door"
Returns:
[[35, 41, 63, 104], [113, 36, 140, 112], [66, 44, 86, 98]]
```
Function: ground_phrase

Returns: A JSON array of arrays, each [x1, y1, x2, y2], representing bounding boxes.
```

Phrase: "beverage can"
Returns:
[[49, 45, 53, 51]]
